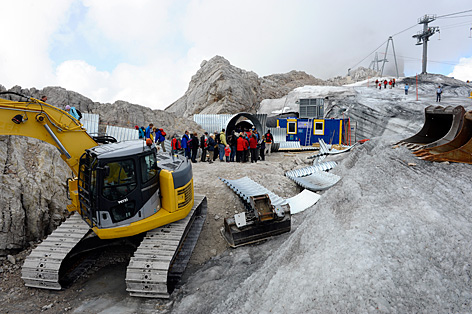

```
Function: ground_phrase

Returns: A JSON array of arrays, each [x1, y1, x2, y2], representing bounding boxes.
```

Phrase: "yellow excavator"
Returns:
[[0, 92, 207, 298]]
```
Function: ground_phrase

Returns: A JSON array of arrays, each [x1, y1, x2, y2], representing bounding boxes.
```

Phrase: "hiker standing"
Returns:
[[404, 84, 409, 95], [200, 132, 208, 162], [181, 131, 191, 158], [436, 85, 442, 102], [265, 129, 273, 156], [207, 134, 216, 163]]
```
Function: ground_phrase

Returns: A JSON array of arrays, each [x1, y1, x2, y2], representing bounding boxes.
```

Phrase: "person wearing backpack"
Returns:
[[200, 132, 208, 162], [265, 129, 274, 156], [190, 132, 199, 163], [229, 131, 237, 162], [156, 128, 166, 152], [65, 105, 82, 121], [181, 131, 191, 158], [213, 130, 220, 161], [171, 134, 182, 155], [207, 134, 216, 163], [135, 125, 145, 139]]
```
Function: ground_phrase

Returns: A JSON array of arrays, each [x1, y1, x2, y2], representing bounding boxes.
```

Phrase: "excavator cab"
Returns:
[[78, 141, 162, 231]]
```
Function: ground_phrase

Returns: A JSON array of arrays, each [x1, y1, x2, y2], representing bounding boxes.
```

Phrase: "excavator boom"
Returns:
[[0, 93, 98, 176]]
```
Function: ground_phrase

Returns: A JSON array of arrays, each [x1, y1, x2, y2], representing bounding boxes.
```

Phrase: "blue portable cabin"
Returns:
[[276, 117, 350, 146], [275, 98, 351, 146]]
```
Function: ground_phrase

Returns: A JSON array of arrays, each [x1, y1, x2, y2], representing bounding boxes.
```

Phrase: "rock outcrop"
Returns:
[[166, 56, 262, 117], [166, 57, 380, 117], [0, 135, 70, 255], [259, 70, 326, 100]]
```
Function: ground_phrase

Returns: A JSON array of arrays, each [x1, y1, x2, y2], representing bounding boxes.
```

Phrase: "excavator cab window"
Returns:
[[102, 159, 137, 202], [140, 153, 158, 183]]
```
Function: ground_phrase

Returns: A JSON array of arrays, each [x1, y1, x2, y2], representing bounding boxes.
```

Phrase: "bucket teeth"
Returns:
[[397, 106, 472, 164]]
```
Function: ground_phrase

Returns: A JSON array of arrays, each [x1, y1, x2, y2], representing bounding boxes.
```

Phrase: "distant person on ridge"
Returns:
[[436, 85, 442, 102], [404, 83, 409, 95]]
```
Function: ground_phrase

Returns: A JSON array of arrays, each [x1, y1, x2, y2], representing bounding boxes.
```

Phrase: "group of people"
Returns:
[[374, 80, 444, 101], [375, 79, 396, 89], [136, 123, 167, 152], [173, 128, 274, 164]]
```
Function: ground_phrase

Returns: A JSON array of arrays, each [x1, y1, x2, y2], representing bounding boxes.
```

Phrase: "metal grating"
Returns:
[[194, 113, 268, 135], [268, 128, 286, 143], [106, 125, 139, 142], [81, 113, 99, 136], [220, 176, 321, 215], [286, 171, 341, 191], [285, 161, 337, 177], [220, 177, 287, 206], [193, 114, 233, 134]]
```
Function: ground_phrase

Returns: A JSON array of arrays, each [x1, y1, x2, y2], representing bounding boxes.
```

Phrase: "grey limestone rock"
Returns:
[[165, 57, 376, 118]]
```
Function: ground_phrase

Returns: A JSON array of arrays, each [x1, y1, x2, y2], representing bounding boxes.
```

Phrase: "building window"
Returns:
[[287, 121, 297, 134], [314, 120, 324, 135]]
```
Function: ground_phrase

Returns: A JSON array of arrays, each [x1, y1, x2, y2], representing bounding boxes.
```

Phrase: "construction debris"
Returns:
[[219, 176, 322, 247], [308, 139, 357, 159]]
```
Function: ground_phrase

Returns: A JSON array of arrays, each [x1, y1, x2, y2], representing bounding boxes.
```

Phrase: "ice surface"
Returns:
[[172, 77, 472, 314], [173, 139, 472, 313]]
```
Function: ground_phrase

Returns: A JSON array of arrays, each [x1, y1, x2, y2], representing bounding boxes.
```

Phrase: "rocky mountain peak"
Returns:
[[165, 55, 261, 117]]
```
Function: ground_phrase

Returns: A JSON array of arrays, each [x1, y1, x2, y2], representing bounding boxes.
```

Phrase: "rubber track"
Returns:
[[21, 214, 90, 289], [125, 195, 207, 298]]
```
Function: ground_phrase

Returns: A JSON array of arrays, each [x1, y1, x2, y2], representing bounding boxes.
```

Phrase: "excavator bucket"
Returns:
[[414, 111, 472, 164], [397, 106, 465, 150]]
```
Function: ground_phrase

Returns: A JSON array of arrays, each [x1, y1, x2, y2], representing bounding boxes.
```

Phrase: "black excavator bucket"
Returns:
[[415, 111, 472, 164], [222, 194, 291, 247], [397, 106, 465, 150]]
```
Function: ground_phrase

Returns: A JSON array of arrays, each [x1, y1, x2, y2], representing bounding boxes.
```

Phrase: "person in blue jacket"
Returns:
[[136, 125, 145, 139], [155, 128, 166, 152], [65, 105, 82, 120], [181, 130, 191, 158], [145, 123, 154, 139]]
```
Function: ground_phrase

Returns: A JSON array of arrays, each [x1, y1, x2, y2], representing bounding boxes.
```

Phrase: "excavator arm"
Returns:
[[0, 92, 98, 213], [0, 92, 98, 175]]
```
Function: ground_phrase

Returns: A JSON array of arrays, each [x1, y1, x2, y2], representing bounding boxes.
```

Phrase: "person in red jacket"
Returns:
[[236, 133, 246, 162], [249, 134, 258, 163], [224, 145, 231, 162]]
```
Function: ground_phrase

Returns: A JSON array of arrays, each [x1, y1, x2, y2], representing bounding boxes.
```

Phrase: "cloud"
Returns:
[[448, 56, 472, 82], [0, 0, 74, 88], [1, 0, 472, 111]]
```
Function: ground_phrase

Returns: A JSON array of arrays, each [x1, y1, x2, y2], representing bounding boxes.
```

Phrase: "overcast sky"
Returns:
[[1, 1, 471, 110]]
